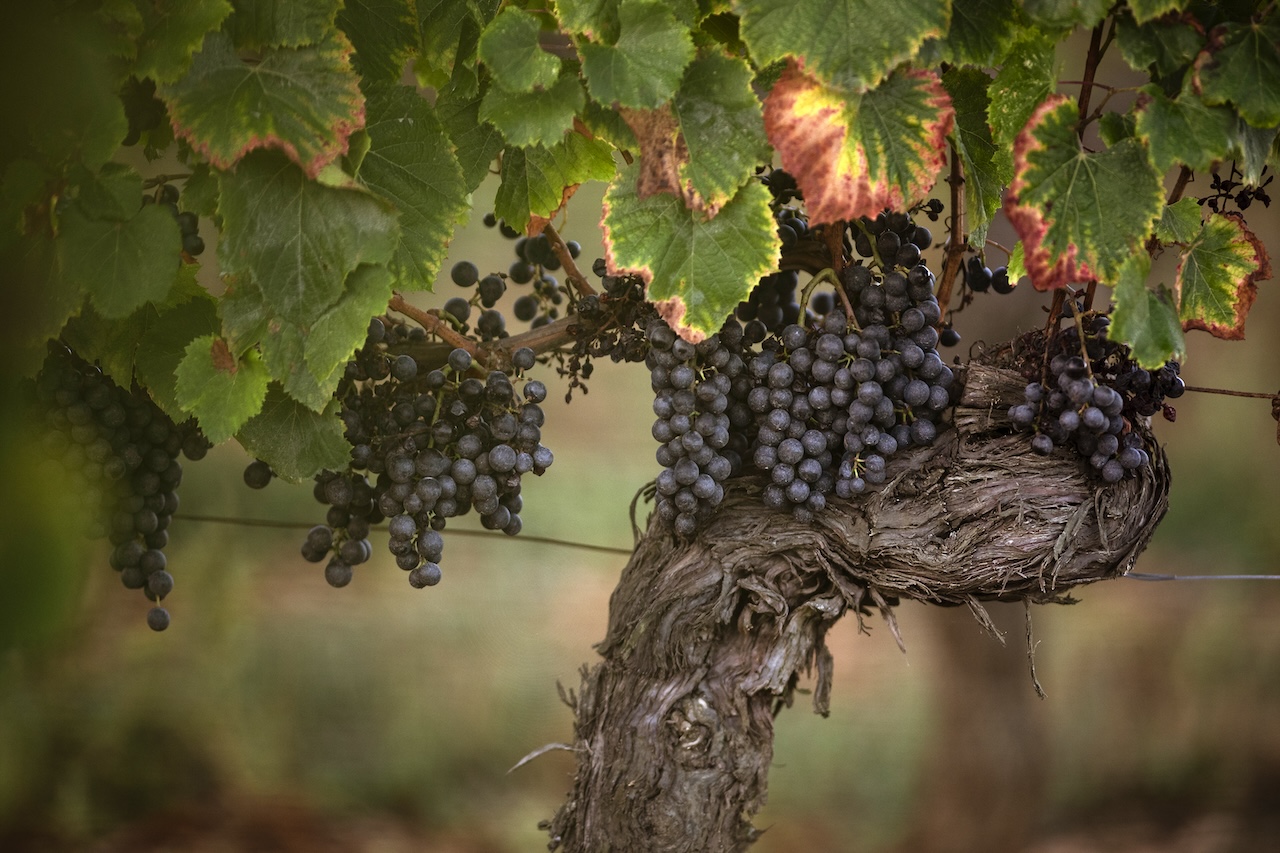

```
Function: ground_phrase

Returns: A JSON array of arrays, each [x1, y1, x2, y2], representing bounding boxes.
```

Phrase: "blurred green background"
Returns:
[[3, 164, 1280, 853]]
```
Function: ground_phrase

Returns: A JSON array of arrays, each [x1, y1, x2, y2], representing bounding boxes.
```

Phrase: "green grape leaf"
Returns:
[[133, 0, 234, 83], [1154, 198, 1201, 244], [1176, 212, 1271, 340], [359, 85, 469, 292], [988, 31, 1057, 149], [1195, 18, 1280, 129], [224, 0, 341, 49], [1128, 0, 1185, 24], [582, 97, 639, 150], [578, 1, 694, 109], [1020, 0, 1108, 29], [0, 11, 127, 172], [1007, 241, 1027, 285], [1231, 118, 1279, 186], [673, 53, 772, 214], [764, 63, 953, 226], [494, 132, 617, 234], [180, 163, 220, 218], [236, 384, 350, 481], [129, 287, 222, 419], [1005, 96, 1164, 291], [0, 229, 78, 378], [174, 334, 270, 442], [306, 265, 395, 388], [1135, 84, 1234, 172], [59, 199, 182, 319], [737, 0, 950, 92], [416, 0, 498, 96], [603, 166, 778, 340], [478, 72, 585, 147], [218, 151, 399, 322], [940, 0, 1020, 66], [337, 0, 418, 83], [436, 87, 506, 193], [1108, 252, 1185, 369], [556, 0, 619, 40], [1115, 12, 1203, 79], [943, 66, 1011, 247], [478, 7, 560, 93], [160, 30, 365, 177]]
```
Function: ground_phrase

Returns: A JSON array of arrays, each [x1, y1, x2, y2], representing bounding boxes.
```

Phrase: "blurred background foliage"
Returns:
[[3, 162, 1280, 853]]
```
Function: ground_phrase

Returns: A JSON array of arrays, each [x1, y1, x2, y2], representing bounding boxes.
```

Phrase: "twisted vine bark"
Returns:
[[544, 343, 1171, 852]]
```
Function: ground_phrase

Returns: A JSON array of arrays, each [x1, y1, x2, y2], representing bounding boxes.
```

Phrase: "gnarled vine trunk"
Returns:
[[544, 347, 1171, 852]]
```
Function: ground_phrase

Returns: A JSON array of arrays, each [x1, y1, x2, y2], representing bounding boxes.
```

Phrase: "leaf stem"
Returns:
[[938, 140, 966, 322]]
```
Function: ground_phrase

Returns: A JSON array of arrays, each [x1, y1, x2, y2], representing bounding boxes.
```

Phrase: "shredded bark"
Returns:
[[544, 342, 1170, 852]]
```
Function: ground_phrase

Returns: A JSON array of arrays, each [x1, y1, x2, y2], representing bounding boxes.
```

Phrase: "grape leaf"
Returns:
[[494, 132, 617, 234], [1115, 12, 1203, 79], [1176, 212, 1271, 340], [1007, 241, 1027, 286], [1005, 96, 1164, 291], [578, 1, 694, 109], [1128, 0, 1185, 24], [0, 232, 79, 378], [478, 7, 560, 93], [306, 265, 395, 388], [1195, 18, 1280, 129], [218, 151, 398, 322], [179, 163, 220, 218], [582, 98, 639, 150], [59, 199, 183, 319], [987, 31, 1057, 150], [358, 85, 469, 292], [337, 0, 418, 83], [1108, 252, 1185, 369], [0, 11, 128, 172], [160, 30, 365, 177], [673, 53, 771, 215], [1231, 118, 1279, 186], [1135, 84, 1234, 172], [940, 0, 1020, 66], [236, 384, 350, 481], [127, 287, 222, 419], [435, 87, 506, 193], [416, 0, 498, 96], [132, 0, 234, 83], [603, 166, 778, 340], [174, 335, 270, 442], [478, 72, 585, 147], [943, 66, 1011, 247], [225, 0, 341, 49], [1154, 198, 1201, 244], [1020, 0, 1109, 29], [556, 0, 617, 40], [737, 0, 950, 92], [764, 63, 953, 226]]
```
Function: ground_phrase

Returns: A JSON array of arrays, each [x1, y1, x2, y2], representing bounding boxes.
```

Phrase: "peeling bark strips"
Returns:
[[545, 349, 1170, 852]]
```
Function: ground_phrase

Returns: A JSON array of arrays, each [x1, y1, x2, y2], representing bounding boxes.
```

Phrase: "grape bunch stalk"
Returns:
[[26, 342, 210, 630]]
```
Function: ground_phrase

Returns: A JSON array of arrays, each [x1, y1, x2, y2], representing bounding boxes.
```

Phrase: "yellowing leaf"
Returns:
[[763, 63, 952, 225], [1177, 212, 1271, 340]]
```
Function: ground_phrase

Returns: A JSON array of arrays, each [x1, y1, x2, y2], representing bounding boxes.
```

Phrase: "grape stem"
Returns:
[[1181, 385, 1280, 401], [1076, 22, 1107, 133], [542, 221, 597, 299], [938, 140, 966, 321], [388, 293, 484, 363]]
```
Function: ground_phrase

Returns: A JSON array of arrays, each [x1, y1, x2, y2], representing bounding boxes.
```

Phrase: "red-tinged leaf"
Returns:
[[160, 30, 365, 178], [763, 63, 952, 226], [1177, 212, 1271, 340], [1004, 96, 1164, 291]]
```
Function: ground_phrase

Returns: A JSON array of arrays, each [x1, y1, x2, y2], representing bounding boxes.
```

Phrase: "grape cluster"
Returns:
[[143, 183, 204, 257], [965, 256, 1013, 295], [646, 317, 752, 535], [273, 318, 551, 588], [28, 343, 209, 630], [478, 214, 582, 329], [647, 205, 957, 531], [1008, 310, 1182, 481]]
